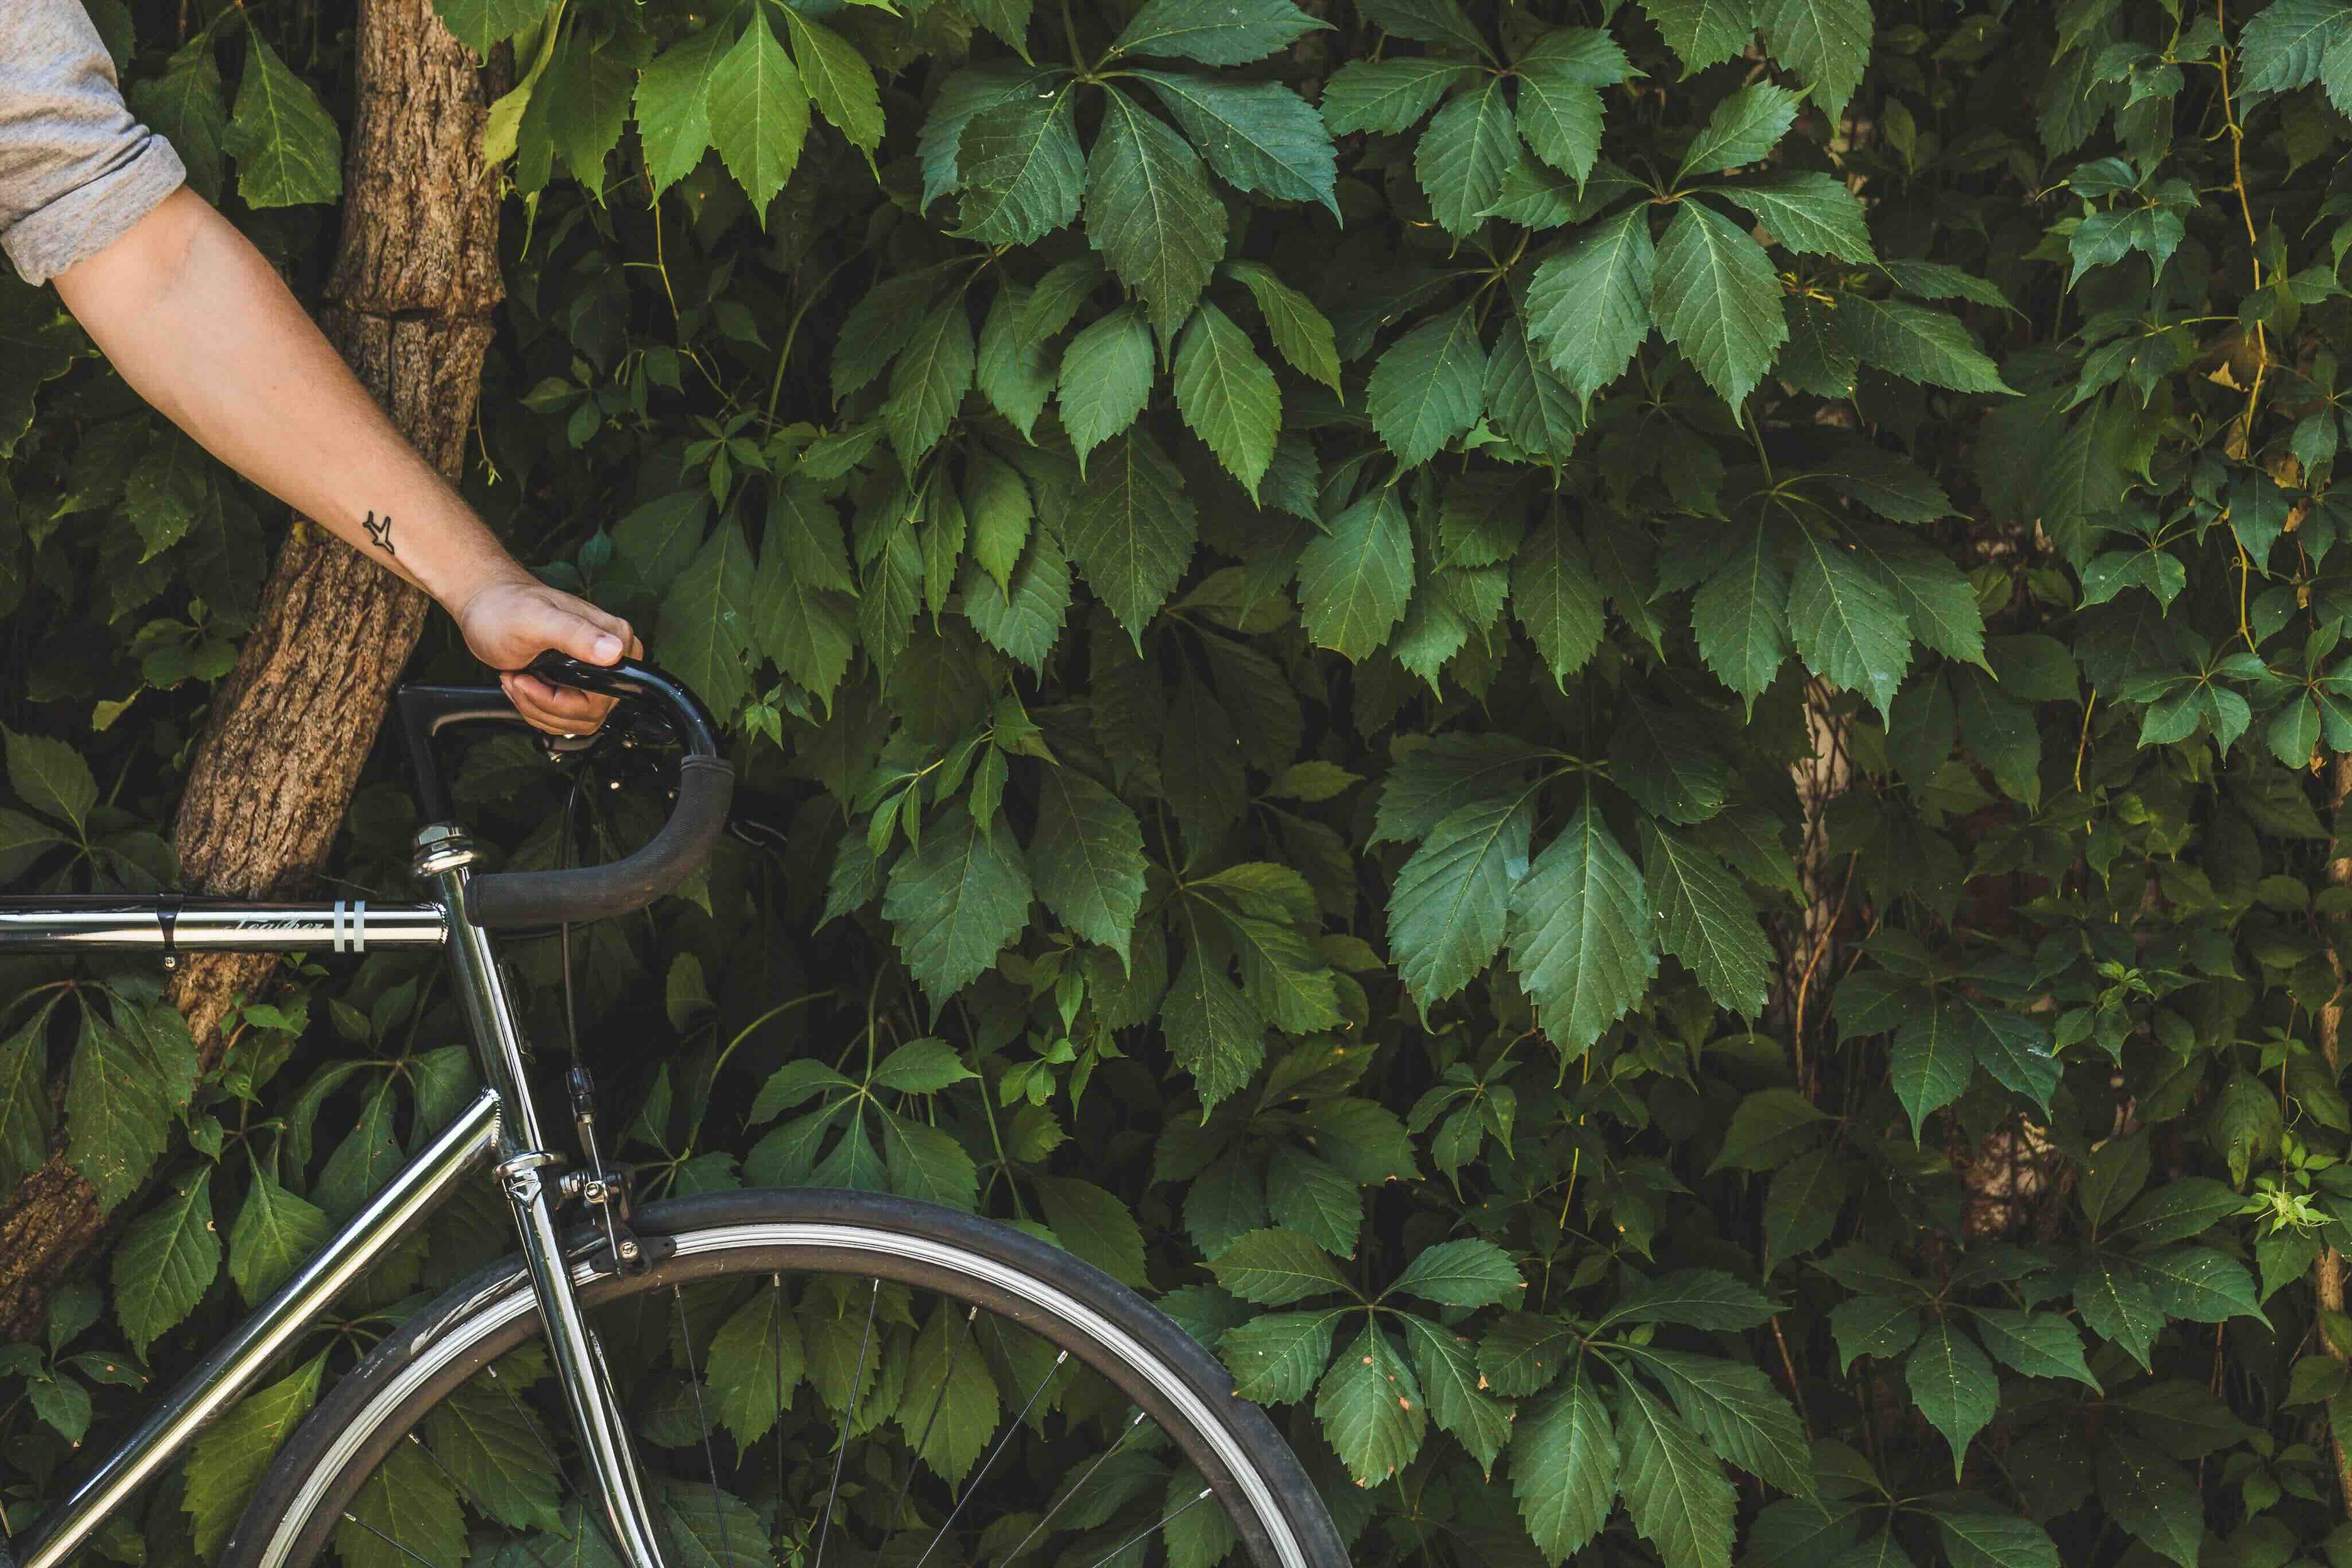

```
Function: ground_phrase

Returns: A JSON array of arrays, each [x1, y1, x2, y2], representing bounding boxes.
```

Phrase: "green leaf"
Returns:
[[1677, 84, 1801, 179], [1039, 1175, 1151, 1287], [1388, 1237, 1525, 1308], [1030, 768, 1147, 963], [229, 1163, 330, 1306], [1417, 79, 1518, 237], [1484, 313, 1587, 457], [1712, 1087, 1831, 1172], [1317, 1324, 1428, 1486], [1968, 1308, 2100, 1390], [955, 86, 1085, 245], [1612, 703, 1730, 824], [960, 529, 1071, 670], [1368, 305, 1487, 467], [337, 1439, 466, 1568], [1086, 88, 1229, 334], [881, 804, 1033, 1004], [1641, 0, 1762, 74], [885, 296, 977, 467], [2075, 1257, 2163, 1369], [542, 30, 637, 188], [1515, 1370, 1616, 1561], [1515, 64, 1605, 184], [113, 1167, 218, 1356], [1212, 1227, 1354, 1304], [1509, 803, 1657, 1054], [2096, 1435, 2202, 1568], [1651, 200, 1788, 409], [1789, 525, 1909, 717], [1827, 1296, 1920, 1372], [1165, 946, 1266, 1109], [1362, 0, 1491, 53], [705, 9, 810, 214], [1616, 1346, 1812, 1496], [1905, 1321, 1998, 1478], [1321, 58, 1479, 134], [635, 22, 733, 194], [1224, 261, 1343, 391], [431, 0, 544, 58], [976, 286, 1057, 439], [1399, 1314, 1514, 1472], [1299, 489, 1416, 659], [2136, 1245, 2265, 1325], [1888, 1005, 1971, 1140], [1526, 206, 1657, 400], [1692, 525, 1792, 702], [67, 1011, 171, 1214], [1109, 0, 1329, 65], [1615, 1376, 1736, 1568], [1512, 518, 1607, 684], [133, 43, 229, 204], [6, 726, 97, 833], [657, 521, 757, 722], [1174, 302, 1282, 497], [1603, 1269, 1780, 1331], [226, 32, 342, 207], [1065, 427, 1200, 640], [2238, 0, 2352, 102], [782, 10, 883, 154], [0, 1003, 53, 1191], [1838, 297, 2013, 393], [1223, 1309, 1341, 1403], [1135, 73, 1339, 217], [1935, 1512, 2062, 1568], [918, 63, 1063, 209], [183, 1354, 324, 1559], [1759, 0, 1874, 119], [1390, 787, 1537, 1013], [422, 1380, 563, 1532], [1762, 1148, 1850, 1271], [1641, 821, 1771, 1016], [1059, 305, 1158, 467], [1700, 173, 1877, 263]]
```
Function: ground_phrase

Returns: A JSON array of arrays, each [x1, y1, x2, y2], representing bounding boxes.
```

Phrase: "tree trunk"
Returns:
[[0, 0, 502, 1339], [2314, 754, 2352, 1513]]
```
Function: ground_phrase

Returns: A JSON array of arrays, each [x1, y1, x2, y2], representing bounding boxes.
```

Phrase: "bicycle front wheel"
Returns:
[[222, 1189, 1348, 1568]]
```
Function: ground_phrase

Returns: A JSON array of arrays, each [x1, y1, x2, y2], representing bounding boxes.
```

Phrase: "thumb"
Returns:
[[512, 596, 627, 669]]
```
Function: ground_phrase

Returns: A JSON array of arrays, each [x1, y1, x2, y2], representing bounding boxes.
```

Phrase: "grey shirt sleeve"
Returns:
[[0, 0, 187, 286]]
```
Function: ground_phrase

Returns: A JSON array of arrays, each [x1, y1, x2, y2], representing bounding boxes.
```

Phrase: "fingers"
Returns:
[[501, 671, 619, 736]]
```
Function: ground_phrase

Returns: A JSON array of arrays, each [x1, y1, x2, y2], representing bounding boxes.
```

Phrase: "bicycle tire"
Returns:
[[220, 1188, 1349, 1568]]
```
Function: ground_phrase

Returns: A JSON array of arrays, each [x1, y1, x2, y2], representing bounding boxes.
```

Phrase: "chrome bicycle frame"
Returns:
[[5, 826, 678, 1568]]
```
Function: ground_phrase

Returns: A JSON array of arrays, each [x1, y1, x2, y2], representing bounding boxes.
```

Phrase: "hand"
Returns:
[[451, 574, 641, 735]]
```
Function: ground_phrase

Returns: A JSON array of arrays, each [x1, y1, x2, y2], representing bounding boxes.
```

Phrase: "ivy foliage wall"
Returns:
[[6, 0, 2352, 1564]]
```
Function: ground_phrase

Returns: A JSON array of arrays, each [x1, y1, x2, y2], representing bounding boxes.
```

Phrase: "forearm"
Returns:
[[51, 187, 528, 611]]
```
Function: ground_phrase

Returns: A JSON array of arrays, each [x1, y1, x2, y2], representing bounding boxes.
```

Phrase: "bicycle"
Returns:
[[0, 655, 1349, 1568]]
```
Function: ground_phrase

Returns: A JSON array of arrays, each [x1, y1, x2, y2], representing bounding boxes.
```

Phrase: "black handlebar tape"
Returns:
[[463, 754, 734, 928], [461, 652, 733, 929]]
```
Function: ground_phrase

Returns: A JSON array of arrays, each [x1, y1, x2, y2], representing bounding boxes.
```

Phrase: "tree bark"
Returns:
[[2315, 754, 2352, 1513], [0, 0, 502, 1339]]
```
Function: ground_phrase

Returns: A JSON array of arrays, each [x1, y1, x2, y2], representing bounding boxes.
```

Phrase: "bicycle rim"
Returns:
[[222, 1189, 1348, 1568]]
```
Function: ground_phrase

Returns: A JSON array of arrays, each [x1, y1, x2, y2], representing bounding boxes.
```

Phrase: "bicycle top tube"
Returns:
[[0, 895, 447, 956]]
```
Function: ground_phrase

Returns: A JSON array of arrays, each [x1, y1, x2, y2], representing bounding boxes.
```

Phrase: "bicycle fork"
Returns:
[[419, 827, 674, 1568]]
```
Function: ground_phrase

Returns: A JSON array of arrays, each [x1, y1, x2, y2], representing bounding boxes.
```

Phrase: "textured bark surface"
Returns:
[[0, 0, 501, 1339], [2315, 754, 2352, 1512]]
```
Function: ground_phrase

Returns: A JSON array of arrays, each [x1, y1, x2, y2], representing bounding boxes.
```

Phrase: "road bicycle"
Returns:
[[0, 655, 1348, 1568]]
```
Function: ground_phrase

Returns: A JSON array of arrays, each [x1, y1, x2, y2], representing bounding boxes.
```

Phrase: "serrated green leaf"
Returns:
[[1109, 0, 1330, 65], [1678, 84, 1800, 179], [1700, 173, 1877, 263], [1389, 1237, 1525, 1308], [1317, 1323, 1428, 1486], [1174, 301, 1282, 497], [706, 10, 810, 214], [1299, 488, 1415, 659], [1222, 1309, 1341, 1403], [1526, 206, 1657, 400], [881, 804, 1033, 1004], [1136, 73, 1339, 218], [782, 10, 883, 154], [113, 1167, 218, 1356], [1839, 297, 2013, 393], [1905, 1320, 1997, 1478], [1788, 525, 1909, 717], [1059, 305, 1157, 466], [1641, 820, 1771, 1016], [1212, 1227, 1354, 1304], [1509, 802, 1657, 1054], [1615, 1375, 1736, 1568], [229, 1163, 330, 1306], [1030, 767, 1146, 963], [1652, 199, 1788, 409], [1515, 1369, 1616, 1560], [1641, 0, 1762, 74], [955, 86, 1085, 245], [183, 1354, 324, 1559], [1390, 787, 1538, 1012], [226, 32, 342, 207], [1065, 427, 1200, 640], [1760, 0, 1874, 119], [1225, 261, 1343, 392], [1086, 88, 1229, 334], [1968, 1308, 2099, 1390], [1516, 64, 1605, 183], [1367, 305, 1486, 467], [636, 22, 733, 194], [1321, 57, 1479, 133]]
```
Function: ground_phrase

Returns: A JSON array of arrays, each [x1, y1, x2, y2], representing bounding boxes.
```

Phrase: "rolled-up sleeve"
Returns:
[[0, 0, 186, 286]]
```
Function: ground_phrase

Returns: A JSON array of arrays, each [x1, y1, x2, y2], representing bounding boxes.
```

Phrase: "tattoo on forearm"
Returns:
[[362, 510, 395, 556]]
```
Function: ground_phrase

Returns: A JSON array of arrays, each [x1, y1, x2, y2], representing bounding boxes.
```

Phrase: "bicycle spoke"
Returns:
[[403, 1434, 570, 1568], [997, 1409, 1148, 1565], [910, 1349, 1069, 1568], [809, 1277, 880, 1568], [488, 1361, 581, 1505], [672, 1284, 735, 1566], [879, 1304, 978, 1531], [1081, 1488, 1215, 1568], [769, 1274, 786, 1552], [339, 1510, 450, 1568]]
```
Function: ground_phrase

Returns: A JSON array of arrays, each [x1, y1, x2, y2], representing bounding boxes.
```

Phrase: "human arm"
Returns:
[[51, 187, 630, 732]]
